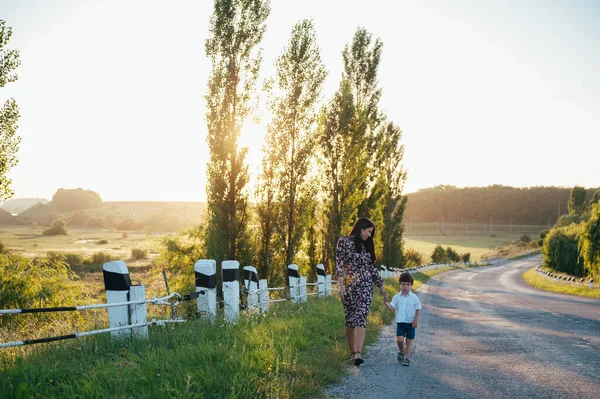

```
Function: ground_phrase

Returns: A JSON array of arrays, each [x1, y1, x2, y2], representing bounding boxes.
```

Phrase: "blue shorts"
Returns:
[[396, 322, 416, 340]]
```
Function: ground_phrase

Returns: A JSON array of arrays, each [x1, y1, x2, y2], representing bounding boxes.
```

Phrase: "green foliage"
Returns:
[[131, 248, 147, 260], [204, 0, 269, 265], [42, 219, 68, 236], [0, 239, 4, 253], [542, 224, 585, 276], [263, 18, 327, 267], [403, 248, 423, 267], [51, 188, 102, 212], [64, 253, 83, 266], [579, 203, 600, 280], [461, 252, 471, 263], [431, 245, 446, 263], [0, 20, 22, 201], [0, 253, 85, 332], [568, 185, 587, 215], [590, 188, 600, 208], [89, 252, 114, 266], [520, 234, 531, 243], [445, 246, 460, 262]]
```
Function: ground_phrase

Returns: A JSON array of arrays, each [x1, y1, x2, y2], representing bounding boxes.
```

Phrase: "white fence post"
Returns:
[[299, 276, 307, 303], [259, 279, 269, 312], [129, 285, 148, 339], [103, 260, 131, 338], [317, 264, 325, 297], [195, 259, 217, 319], [288, 264, 300, 303], [243, 266, 260, 311], [222, 260, 240, 322], [325, 274, 332, 296]]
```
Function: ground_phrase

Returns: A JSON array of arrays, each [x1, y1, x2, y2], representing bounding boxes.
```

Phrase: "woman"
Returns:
[[336, 217, 388, 366]]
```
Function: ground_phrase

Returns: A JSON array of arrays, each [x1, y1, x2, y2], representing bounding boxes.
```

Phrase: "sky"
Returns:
[[0, 0, 599, 202]]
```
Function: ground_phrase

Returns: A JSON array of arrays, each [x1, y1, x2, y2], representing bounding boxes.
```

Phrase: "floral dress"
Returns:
[[336, 236, 384, 328]]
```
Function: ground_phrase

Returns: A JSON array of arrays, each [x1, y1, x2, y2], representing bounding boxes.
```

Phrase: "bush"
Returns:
[[0, 239, 4, 254], [461, 252, 471, 263], [431, 245, 447, 263], [122, 232, 130, 239], [42, 219, 68, 236], [520, 234, 531, 243], [90, 252, 114, 266], [579, 203, 600, 280], [542, 225, 585, 276], [64, 253, 84, 266], [96, 239, 108, 245], [445, 246, 460, 262], [131, 248, 147, 260], [403, 248, 423, 267]]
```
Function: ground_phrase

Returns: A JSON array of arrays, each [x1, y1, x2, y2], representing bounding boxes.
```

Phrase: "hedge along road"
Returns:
[[324, 255, 600, 399]]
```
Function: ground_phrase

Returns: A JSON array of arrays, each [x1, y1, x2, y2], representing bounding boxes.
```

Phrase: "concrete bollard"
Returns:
[[243, 266, 260, 311], [195, 259, 217, 319], [129, 285, 148, 339], [317, 264, 325, 297], [222, 260, 240, 322], [325, 274, 332, 296], [258, 279, 269, 312], [103, 260, 132, 338], [299, 276, 307, 303], [288, 264, 300, 303]]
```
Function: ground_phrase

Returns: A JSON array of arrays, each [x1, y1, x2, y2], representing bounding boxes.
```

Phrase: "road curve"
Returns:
[[324, 256, 600, 399]]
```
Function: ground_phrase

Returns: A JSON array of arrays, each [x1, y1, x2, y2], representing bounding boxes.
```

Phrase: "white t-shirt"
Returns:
[[390, 291, 422, 323]]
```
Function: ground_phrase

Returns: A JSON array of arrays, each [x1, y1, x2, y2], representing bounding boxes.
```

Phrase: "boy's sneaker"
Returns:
[[397, 352, 405, 362]]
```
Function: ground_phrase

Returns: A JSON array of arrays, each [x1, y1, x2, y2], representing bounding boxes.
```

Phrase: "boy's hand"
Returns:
[[412, 320, 418, 328]]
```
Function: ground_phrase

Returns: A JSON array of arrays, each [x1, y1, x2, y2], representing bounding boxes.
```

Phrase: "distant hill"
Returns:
[[1, 198, 50, 215], [8, 200, 207, 232]]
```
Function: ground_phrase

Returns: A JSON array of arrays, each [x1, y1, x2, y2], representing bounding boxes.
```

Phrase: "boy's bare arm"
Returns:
[[412, 309, 421, 327], [383, 300, 394, 311]]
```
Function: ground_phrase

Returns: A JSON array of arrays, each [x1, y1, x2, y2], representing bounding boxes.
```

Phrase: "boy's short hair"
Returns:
[[399, 272, 414, 285]]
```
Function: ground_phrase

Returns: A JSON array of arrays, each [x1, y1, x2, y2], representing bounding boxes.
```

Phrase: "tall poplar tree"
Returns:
[[0, 20, 21, 201], [372, 120, 407, 267], [204, 0, 270, 265], [264, 19, 327, 268]]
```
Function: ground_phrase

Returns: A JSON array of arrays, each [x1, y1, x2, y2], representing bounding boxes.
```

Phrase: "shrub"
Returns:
[[46, 251, 66, 263], [0, 239, 4, 254], [445, 246, 460, 262], [403, 248, 423, 267], [90, 252, 114, 266], [42, 219, 68, 236], [431, 245, 447, 263], [520, 234, 531, 243], [122, 232, 130, 239], [461, 252, 471, 263], [131, 248, 147, 260], [542, 225, 585, 276], [579, 203, 600, 280], [64, 253, 84, 266], [96, 239, 108, 245]]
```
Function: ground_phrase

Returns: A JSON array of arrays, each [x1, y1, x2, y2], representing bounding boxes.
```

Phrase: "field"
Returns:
[[403, 223, 546, 261]]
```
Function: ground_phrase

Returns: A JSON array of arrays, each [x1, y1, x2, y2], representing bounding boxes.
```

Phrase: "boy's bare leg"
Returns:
[[345, 326, 356, 353], [405, 338, 413, 359], [396, 336, 405, 353]]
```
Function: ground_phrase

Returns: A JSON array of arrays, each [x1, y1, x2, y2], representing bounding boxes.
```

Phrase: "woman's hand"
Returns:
[[380, 287, 388, 302]]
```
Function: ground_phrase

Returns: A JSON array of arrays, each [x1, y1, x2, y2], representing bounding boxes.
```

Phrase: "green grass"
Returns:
[[0, 264, 467, 398], [522, 268, 600, 299]]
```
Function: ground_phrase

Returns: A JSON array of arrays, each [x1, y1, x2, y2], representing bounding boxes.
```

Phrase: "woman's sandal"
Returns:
[[347, 351, 356, 361], [354, 352, 364, 366]]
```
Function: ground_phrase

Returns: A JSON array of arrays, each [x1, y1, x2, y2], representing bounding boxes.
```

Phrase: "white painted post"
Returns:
[[258, 279, 269, 312], [317, 264, 325, 298], [129, 285, 148, 339], [222, 260, 240, 322], [299, 276, 307, 303], [103, 260, 131, 338], [288, 264, 300, 303], [243, 266, 260, 311], [325, 274, 332, 296], [195, 259, 217, 319]]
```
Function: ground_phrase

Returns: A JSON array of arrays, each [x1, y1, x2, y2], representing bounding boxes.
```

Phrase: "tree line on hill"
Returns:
[[404, 185, 600, 226]]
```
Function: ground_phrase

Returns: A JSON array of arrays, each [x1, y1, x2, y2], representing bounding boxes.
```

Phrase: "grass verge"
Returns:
[[522, 268, 600, 299]]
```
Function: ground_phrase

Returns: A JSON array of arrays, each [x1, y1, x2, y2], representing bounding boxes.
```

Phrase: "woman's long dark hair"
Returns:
[[349, 217, 376, 263]]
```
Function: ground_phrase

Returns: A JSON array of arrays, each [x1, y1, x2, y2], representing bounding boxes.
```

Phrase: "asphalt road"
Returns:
[[324, 256, 600, 398]]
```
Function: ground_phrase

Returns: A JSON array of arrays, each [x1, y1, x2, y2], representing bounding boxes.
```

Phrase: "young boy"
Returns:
[[383, 272, 422, 367]]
